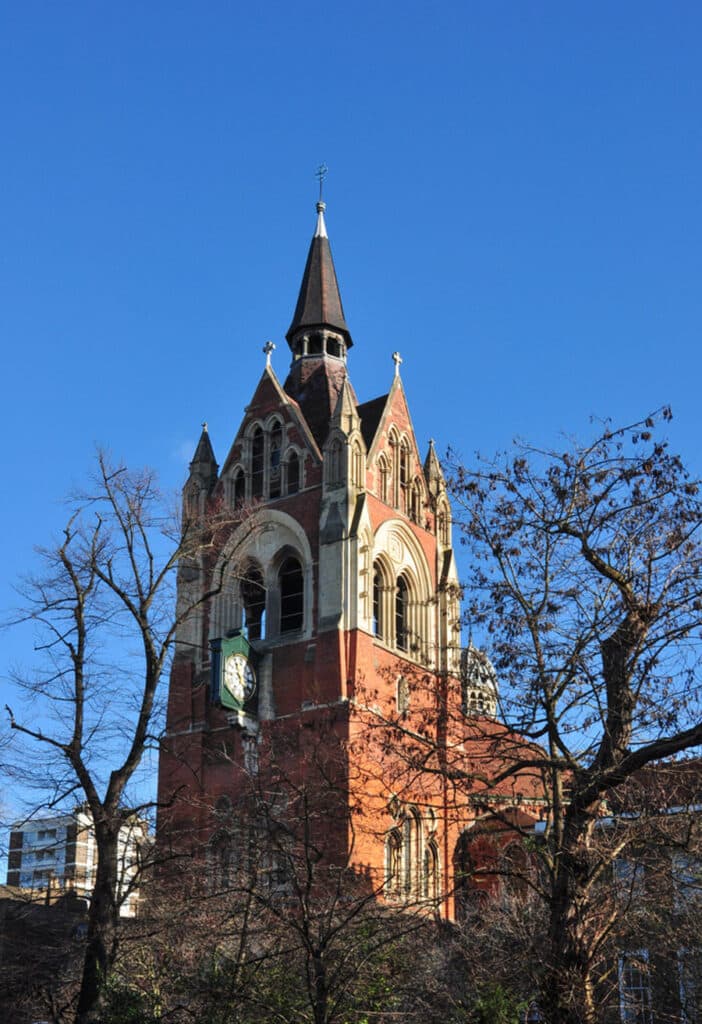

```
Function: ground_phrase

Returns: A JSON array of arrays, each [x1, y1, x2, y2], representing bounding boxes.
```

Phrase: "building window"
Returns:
[[385, 829, 402, 893], [424, 841, 439, 901], [409, 478, 422, 523], [373, 568, 385, 640], [241, 565, 266, 640], [328, 439, 343, 487], [378, 455, 389, 503], [279, 557, 304, 634], [233, 468, 246, 507], [399, 442, 410, 513], [395, 576, 409, 652], [286, 451, 300, 495], [352, 442, 364, 490], [269, 421, 282, 499], [619, 951, 653, 1024], [251, 428, 265, 499]]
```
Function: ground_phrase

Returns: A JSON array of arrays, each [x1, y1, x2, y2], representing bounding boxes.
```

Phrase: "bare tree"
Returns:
[[443, 409, 702, 1023], [4, 452, 248, 1023]]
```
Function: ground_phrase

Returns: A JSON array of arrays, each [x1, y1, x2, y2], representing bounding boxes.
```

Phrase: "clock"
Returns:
[[222, 652, 256, 705]]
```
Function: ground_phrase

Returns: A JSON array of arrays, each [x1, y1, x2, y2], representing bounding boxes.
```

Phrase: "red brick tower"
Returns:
[[157, 199, 533, 918]]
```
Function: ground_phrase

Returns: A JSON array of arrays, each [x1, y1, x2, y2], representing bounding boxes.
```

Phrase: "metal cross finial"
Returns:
[[392, 351, 403, 377], [315, 163, 328, 202], [263, 340, 276, 367]]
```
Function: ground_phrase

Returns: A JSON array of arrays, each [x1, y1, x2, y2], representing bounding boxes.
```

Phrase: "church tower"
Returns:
[[157, 197, 526, 918]]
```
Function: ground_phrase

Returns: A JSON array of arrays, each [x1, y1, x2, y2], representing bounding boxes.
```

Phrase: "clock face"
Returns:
[[223, 652, 256, 704]]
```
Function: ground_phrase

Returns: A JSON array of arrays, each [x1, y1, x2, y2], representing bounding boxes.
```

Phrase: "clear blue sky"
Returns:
[[1, 2, 701, 820]]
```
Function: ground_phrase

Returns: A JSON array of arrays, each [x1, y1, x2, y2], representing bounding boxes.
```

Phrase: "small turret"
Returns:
[[189, 423, 218, 489], [424, 439, 447, 500]]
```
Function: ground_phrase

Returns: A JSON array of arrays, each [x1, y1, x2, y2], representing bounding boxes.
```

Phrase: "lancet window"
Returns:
[[278, 557, 304, 634], [395, 575, 409, 652], [233, 467, 246, 506], [251, 428, 265, 499], [269, 420, 283, 499], [241, 564, 266, 640], [286, 451, 300, 495], [378, 454, 389, 504], [385, 806, 439, 903], [373, 561, 423, 658]]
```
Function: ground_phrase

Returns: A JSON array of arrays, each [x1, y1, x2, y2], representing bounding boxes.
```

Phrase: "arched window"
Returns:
[[286, 451, 300, 495], [352, 442, 364, 490], [424, 841, 439, 901], [399, 442, 410, 512], [233, 468, 246, 507], [378, 455, 389, 503], [373, 565, 386, 640], [269, 421, 282, 499], [385, 829, 402, 893], [409, 478, 422, 523], [251, 428, 265, 499], [328, 439, 343, 487], [241, 565, 265, 640], [395, 575, 409, 652], [279, 557, 303, 634]]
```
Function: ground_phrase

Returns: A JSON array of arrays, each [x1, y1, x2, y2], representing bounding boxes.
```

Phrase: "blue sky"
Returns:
[[1, 2, 701, 823]]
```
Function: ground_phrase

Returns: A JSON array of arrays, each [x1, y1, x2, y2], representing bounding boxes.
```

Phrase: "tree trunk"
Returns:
[[75, 832, 119, 1024], [541, 812, 599, 1024]]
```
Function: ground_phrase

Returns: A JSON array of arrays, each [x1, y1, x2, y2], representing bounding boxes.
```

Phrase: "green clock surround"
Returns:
[[218, 634, 257, 711]]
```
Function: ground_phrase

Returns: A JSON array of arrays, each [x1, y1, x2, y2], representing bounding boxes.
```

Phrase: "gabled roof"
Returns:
[[286, 203, 352, 348]]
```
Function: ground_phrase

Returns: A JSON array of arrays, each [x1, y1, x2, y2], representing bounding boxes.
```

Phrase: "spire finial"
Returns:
[[392, 351, 403, 377], [202, 421, 208, 433], [263, 340, 276, 367]]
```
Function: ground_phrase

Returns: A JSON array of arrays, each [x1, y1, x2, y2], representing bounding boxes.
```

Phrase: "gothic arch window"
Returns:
[[278, 556, 304, 634], [286, 450, 300, 495], [373, 560, 391, 641], [233, 467, 246, 507], [328, 438, 343, 487], [352, 442, 364, 490], [399, 440, 410, 513], [395, 575, 409, 652], [385, 828, 402, 894], [241, 563, 266, 640], [251, 427, 265, 499], [409, 477, 423, 524], [377, 454, 389, 504], [424, 840, 440, 901], [269, 420, 283, 499]]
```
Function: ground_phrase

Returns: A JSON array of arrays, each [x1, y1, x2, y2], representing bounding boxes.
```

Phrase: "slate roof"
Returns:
[[357, 394, 388, 450], [286, 204, 352, 348]]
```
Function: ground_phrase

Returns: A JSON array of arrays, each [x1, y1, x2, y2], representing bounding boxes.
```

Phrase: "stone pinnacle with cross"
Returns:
[[263, 340, 276, 367], [392, 351, 403, 377]]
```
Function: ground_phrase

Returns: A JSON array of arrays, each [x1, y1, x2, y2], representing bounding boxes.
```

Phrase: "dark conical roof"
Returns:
[[286, 202, 352, 349]]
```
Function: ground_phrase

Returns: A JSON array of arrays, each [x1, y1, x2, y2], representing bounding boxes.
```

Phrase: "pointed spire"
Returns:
[[286, 200, 352, 350], [424, 438, 447, 498], [189, 422, 219, 490]]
